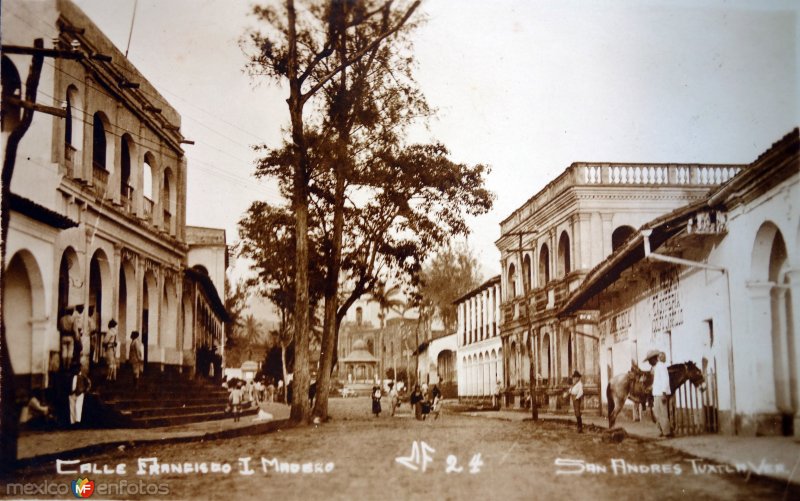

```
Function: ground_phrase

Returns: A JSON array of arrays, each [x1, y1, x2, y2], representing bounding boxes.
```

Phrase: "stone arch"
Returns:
[[541, 332, 552, 383], [142, 271, 159, 354], [143, 152, 157, 202], [558, 231, 571, 277], [161, 277, 178, 350], [57, 246, 82, 315], [509, 341, 518, 386], [539, 243, 550, 287], [750, 222, 795, 434], [4, 250, 46, 375], [64, 84, 84, 172], [507, 262, 517, 299], [523, 254, 532, 291], [182, 290, 194, 351], [89, 248, 113, 332], [118, 258, 136, 346], [120, 133, 135, 203], [612, 225, 636, 251], [92, 111, 113, 173]]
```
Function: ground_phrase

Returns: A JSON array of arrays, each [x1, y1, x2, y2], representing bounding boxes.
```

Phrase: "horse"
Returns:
[[606, 364, 653, 428], [606, 361, 706, 428]]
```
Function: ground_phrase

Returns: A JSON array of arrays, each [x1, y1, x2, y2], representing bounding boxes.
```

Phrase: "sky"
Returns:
[[69, 0, 799, 282]]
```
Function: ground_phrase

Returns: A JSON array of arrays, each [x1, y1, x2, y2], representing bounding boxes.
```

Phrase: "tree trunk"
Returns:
[[1, 39, 44, 473], [286, 0, 311, 424]]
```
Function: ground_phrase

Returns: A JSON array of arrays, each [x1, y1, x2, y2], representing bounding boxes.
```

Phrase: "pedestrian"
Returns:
[[494, 380, 503, 409], [565, 370, 584, 433], [104, 320, 118, 381], [129, 331, 144, 387], [371, 385, 382, 417], [72, 305, 84, 370], [646, 349, 673, 438], [410, 384, 424, 421], [230, 382, 243, 422], [79, 306, 92, 374], [69, 366, 91, 426], [431, 392, 442, 420], [59, 307, 75, 369], [388, 382, 399, 417], [87, 305, 99, 365], [266, 381, 275, 403]]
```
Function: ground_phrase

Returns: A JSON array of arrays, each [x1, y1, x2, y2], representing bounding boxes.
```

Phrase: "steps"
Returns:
[[86, 365, 258, 428]]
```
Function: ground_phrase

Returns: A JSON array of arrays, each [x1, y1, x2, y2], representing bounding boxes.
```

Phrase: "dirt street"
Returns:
[[5, 397, 796, 500]]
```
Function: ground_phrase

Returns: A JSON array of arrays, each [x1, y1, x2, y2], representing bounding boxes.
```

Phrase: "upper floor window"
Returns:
[[508, 263, 517, 298], [538, 243, 550, 287], [612, 225, 636, 251], [120, 134, 134, 198], [558, 231, 571, 277], [523, 254, 532, 291], [92, 112, 109, 171], [143, 152, 155, 200]]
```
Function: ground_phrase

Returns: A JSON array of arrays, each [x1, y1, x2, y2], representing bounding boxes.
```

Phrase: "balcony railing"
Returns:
[[501, 163, 743, 233], [143, 198, 154, 220], [163, 209, 172, 231], [121, 184, 134, 213], [92, 162, 109, 195], [63, 143, 76, 175]]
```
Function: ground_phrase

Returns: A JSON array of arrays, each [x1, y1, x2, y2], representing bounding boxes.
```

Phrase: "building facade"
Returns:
[[563, 130, 799, 436], [455, 276, 502, 402], [496, 162, 743, 410], [2, 0, 228, 398]]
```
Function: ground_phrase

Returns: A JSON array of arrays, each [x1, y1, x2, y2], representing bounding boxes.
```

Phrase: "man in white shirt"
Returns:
[[567, 370, 584, 432], [647, 350, 673, 437]]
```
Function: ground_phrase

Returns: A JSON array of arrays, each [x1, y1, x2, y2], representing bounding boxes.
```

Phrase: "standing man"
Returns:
[[59, 307, 75, 369], [646, 349, 673, 438], [72, 305, 84, 370], [566, 370, 584, 433]]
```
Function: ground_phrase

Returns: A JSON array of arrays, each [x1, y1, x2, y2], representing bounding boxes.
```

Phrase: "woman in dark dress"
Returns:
[[371, 385, 382, 417], [410, 384, 424, 420]]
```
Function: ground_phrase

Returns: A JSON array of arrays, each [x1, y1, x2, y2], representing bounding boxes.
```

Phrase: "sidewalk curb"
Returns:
[[13, 419, 293, 471], [459, 409, 800, 488]]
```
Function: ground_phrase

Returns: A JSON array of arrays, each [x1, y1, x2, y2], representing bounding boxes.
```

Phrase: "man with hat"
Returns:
[[646, 349, 673, 437], [566, 370, 584, 433]]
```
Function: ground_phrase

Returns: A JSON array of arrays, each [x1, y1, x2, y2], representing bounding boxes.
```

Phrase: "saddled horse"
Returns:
[[607, 361, 705, 428]]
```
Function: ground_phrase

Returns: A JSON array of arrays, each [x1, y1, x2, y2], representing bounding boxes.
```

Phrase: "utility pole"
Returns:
[[504, 230, 539, 421]]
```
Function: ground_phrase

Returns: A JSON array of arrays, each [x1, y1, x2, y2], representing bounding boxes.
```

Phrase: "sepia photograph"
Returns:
[[0, 0, 798, 499]]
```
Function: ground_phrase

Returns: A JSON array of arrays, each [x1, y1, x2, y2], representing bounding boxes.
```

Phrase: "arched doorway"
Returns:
[[142, 271, 158, 366], [182, 291, 194, 351], [3, 251, 45, 378], [161, 277, 178, 350], [541, 333, 552, 384], [751, 222, 794, 435], [89, 249, 112, 334], [57, 247, 82, 315]]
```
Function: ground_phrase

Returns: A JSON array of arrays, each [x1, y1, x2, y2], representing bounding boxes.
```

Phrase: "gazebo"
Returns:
[[340, 339, 378, 383]]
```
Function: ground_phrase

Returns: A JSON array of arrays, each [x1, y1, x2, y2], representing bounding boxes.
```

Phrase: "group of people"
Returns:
[[564, 349, 673, 437], [57, 304, 146, 384], [225, 377, 281, 422], [369, 382, 442, 420]]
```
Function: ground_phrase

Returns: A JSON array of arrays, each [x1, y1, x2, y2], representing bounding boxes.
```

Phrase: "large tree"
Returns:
[[246, 0, 423, 424], [416, 243, 483, 332]]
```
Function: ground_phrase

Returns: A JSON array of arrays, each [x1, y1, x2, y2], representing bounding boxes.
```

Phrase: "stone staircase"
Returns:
[[88, 365, 257, 428]]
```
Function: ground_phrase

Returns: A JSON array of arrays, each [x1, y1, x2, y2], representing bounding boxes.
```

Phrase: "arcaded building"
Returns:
[[2, 0, 228, 397], [496, 161, 743, 410]]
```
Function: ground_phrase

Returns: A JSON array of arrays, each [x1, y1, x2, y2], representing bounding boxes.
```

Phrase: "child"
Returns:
[[566, 370, 584, 433], [230, 382, 243, 422]]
